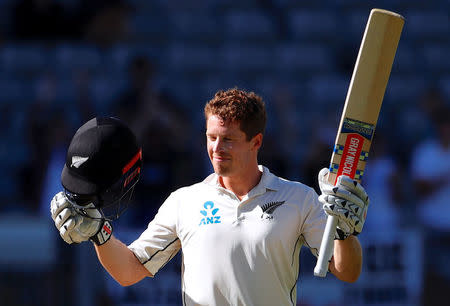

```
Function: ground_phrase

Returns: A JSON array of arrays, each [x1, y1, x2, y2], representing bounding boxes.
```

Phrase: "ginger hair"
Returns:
[[204, 88, 267, 140]]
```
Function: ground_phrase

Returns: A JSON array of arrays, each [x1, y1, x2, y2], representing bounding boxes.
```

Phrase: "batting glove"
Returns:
[[50, 191, 113, 245], [318, 168, 369, 240]]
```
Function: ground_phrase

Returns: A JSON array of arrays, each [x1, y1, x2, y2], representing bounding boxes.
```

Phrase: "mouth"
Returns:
[[212, 155, 230, 162]]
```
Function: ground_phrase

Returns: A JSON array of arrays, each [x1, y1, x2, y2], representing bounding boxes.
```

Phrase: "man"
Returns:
[[51, 89, 369, 306]]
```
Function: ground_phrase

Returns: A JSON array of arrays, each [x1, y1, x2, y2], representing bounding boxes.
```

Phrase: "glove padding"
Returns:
[[50, 191, 113, 245], [318, 168, 369, 240]]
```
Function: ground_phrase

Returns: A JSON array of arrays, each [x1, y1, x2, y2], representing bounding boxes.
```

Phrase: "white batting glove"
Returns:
[[50, 191, 113, 245], [318, 168, 369, 240]]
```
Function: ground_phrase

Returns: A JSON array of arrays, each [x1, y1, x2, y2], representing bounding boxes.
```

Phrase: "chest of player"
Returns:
[[176, 191, 302, 253]]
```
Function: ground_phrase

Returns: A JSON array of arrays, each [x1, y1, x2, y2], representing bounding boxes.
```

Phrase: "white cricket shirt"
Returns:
[[128, 166, 327, 306]]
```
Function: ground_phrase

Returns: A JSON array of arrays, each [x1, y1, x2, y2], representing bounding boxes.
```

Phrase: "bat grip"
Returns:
[[314, 215, 338, 277]]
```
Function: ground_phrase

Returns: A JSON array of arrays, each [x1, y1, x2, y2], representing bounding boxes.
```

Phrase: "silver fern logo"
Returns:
[[71, 156, 89, 168], [261, 201, 285, 219]]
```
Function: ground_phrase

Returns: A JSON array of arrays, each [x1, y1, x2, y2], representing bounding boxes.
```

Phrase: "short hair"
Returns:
[[204, 88, 267, 140]]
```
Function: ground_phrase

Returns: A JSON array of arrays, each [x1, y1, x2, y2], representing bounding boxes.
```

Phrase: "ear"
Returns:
[[251, 133, 263, 151]]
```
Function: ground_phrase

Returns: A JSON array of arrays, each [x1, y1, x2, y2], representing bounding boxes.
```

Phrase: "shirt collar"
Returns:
[[203, 165, 280, 195]]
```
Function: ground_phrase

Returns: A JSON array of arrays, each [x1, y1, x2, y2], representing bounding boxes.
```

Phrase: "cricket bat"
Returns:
[[313, 9, 404, 277]]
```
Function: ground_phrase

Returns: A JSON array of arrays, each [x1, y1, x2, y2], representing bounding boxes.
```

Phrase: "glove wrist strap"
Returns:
[[90, 220, 113, 246], [334, 228, 350, 240]]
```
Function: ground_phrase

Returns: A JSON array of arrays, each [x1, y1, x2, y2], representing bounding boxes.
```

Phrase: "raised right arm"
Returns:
[[94, 235, 152, 286], [51, 192, 152, 286]]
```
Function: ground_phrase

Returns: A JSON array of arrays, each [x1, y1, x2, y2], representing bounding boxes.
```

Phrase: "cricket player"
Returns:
[[51, 89, 369, 306]]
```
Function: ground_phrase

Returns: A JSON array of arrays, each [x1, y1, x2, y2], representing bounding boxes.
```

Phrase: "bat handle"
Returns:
[[314, 215, 338, 277]]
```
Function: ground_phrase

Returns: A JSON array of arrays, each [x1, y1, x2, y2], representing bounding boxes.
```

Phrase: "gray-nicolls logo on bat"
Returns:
[[261, 201, 285, 219]]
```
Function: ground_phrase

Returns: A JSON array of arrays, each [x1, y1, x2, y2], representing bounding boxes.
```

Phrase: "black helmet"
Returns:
[[61, 117, 142, 219]]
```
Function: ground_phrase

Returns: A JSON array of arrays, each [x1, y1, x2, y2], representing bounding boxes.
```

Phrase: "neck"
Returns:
[[219, 164, 262, 200]]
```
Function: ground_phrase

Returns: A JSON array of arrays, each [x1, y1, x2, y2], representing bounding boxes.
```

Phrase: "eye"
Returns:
[[207, 135, 216, 142]]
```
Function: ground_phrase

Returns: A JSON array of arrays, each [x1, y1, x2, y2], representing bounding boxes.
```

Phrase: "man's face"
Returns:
[[206, 115, 260, 177]]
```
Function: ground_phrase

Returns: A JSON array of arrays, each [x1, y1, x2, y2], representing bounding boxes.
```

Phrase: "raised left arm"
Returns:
[[317, 168, 370, 282], [329, 235, 362, 282]]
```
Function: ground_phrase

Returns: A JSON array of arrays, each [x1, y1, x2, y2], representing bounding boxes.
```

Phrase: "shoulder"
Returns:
[[274, 173, 317, 194], [270, 172, 319, 204], [268, 174, 324, 225]]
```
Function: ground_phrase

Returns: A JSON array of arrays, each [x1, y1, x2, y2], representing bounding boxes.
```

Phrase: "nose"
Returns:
[[212, 138, 224, 153]]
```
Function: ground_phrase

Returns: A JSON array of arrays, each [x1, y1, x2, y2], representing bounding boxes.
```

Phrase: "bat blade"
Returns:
[[314, 8, 404, 278]]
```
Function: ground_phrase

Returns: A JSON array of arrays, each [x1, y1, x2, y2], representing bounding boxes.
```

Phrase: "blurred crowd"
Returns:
[[0, 0, 448, 305]]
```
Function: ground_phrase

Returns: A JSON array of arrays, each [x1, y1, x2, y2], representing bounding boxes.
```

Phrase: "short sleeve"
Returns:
[[300, 188, 327, 257], [128, 192, 182, 276]]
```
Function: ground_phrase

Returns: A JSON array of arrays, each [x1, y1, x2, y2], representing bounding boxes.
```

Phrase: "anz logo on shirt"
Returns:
[[199, 201, 221, 226]]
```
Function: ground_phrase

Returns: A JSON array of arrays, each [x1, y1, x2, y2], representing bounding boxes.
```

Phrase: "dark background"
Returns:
[[0, 0, 448, 305]]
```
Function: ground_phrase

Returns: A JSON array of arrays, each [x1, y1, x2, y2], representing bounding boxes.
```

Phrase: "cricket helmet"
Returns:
[[61, 117, 142, 219]]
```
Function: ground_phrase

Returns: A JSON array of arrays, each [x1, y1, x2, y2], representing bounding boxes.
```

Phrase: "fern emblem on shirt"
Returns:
[[261, 201, 285, 219]]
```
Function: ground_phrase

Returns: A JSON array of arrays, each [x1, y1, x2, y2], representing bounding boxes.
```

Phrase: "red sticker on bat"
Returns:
[[336, 134, 364, 183]]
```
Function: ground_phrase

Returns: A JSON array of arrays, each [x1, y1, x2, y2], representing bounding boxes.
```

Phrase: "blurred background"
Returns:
[[0, 0, 448, 305]]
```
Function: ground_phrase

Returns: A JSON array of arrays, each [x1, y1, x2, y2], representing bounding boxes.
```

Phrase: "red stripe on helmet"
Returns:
[[122, 149, 142, 174]]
